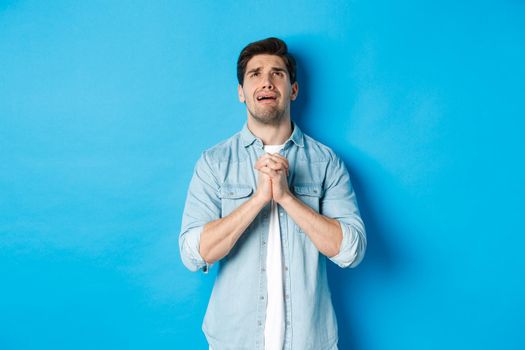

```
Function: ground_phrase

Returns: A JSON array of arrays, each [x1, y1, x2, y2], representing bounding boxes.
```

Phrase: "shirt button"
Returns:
[[262, 240, 266, 245], [258, 321, 262, 326], [285, 266, 289, 271], [260, 296, 264, 300], [279, 212, 283, 216], [261, 268, 265, 272], [229, 192, 234, 195]]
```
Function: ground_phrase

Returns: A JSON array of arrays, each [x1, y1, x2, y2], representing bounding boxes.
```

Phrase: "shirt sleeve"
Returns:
[[321, 151, 367, 268], [179, 152, 221, 273]]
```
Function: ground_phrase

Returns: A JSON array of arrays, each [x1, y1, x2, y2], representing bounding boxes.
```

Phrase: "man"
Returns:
[[179, 37, 366, 350]]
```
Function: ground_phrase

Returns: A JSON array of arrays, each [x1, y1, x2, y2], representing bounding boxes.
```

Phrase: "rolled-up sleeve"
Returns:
[[179, 152, 221, 273], [321, 151, 367, 268]]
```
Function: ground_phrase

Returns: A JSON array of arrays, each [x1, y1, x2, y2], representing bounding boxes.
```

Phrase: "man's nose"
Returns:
[[262, 73, 274, 89]]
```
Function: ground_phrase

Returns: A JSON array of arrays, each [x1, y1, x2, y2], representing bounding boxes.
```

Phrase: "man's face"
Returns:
[[238, 54, 299, 125]]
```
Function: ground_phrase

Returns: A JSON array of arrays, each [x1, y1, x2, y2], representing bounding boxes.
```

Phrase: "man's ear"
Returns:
[[290, 82, 299, 101], [238, 84, 245, 103]]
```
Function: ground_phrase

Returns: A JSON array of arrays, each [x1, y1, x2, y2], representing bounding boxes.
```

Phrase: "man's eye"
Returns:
[[273, 71, 284, 77], [250, 72, 259, 78]]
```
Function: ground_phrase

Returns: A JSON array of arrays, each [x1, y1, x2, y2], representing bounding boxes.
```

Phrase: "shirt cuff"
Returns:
[[180, 225, 213, 273], [328, 221, 360, 268]]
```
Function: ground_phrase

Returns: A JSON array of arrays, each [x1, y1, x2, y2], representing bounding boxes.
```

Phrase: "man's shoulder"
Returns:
[[199, 130, 244, 164], [302, 132, 340, 162]]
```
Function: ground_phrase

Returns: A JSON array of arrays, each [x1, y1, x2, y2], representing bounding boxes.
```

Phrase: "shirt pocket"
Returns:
[[293, 183, 323, 233], [219, 185, 253, 217]]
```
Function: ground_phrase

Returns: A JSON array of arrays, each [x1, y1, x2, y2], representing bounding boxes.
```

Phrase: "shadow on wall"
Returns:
[[290, 49, 310, 130], [328, 149, 409, 350]]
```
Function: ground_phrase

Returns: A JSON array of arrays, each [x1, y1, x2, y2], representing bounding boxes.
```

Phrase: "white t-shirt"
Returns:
[[263, 144, 286, 350]]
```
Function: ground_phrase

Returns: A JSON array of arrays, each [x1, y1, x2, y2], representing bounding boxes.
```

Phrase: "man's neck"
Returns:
[[247, 116, 293, 146]]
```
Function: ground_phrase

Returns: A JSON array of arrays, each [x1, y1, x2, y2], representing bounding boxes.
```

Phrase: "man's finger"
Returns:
[[258, 166, 288, 178], [254, 157, 271, 170], [269, 153, 289, 166], [255, 158, 279, 170], [256, 155, 275, 167], [255, 157, 287, 171], [258, 166, 277, 178], [254, 163, 289, 176], [265, 155, 289, 169], [258, 153, 289, 169]]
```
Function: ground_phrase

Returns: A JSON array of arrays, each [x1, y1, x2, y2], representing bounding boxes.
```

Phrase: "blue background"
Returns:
[[1, 1, 524, 349]]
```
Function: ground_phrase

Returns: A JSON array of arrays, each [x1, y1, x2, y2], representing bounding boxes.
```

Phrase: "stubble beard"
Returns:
[[247, 104, 286, 126]]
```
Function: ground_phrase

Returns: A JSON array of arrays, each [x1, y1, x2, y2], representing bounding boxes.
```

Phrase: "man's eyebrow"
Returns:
[[246, 67, 262, 75], [245, 66, 287, 75]]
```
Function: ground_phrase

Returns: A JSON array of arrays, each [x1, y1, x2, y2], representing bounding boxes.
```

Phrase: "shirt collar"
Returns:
[[240, 120, 305, 148]]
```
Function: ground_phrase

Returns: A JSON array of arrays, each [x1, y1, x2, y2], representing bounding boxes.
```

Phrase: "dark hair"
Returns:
[[237, 37, 297, 86]]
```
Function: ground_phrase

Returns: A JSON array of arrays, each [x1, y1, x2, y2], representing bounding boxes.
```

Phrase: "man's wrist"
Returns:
[[252, 192, 270, 208], [275, 191, 295, 207]]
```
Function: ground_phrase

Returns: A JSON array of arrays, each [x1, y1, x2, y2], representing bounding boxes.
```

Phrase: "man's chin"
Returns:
[[250, 109, 285, 125]]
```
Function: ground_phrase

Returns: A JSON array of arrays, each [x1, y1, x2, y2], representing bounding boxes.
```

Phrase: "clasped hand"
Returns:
[[254, 153, 291, 204]]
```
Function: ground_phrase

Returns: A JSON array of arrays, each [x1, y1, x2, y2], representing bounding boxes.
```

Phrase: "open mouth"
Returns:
[[256, 94, 277, 103]]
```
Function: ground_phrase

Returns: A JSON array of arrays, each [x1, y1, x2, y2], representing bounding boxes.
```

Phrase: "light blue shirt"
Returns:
[[179, 121, 366, 350]]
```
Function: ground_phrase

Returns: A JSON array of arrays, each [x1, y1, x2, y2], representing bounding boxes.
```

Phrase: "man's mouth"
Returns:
[[256, 94, 277, 102]]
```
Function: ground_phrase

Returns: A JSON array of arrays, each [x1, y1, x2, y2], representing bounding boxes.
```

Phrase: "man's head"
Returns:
[[237, 37, 297, 86], [237, 37, 299, 125]]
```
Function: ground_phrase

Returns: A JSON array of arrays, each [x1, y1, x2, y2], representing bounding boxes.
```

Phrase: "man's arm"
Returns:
[[199, 194, 266, 264], [179, 152, 273, 272], [257, 151, 366, 268], [319, 152, 366, 268], [257, 154, 342, 257], [199, 155, 274, 264], [278, 194, 343, 258]]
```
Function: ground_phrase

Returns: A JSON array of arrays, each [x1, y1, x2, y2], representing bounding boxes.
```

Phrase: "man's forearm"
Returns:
[[279, 194, 343, 257], [199, 195, 267, 264]]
